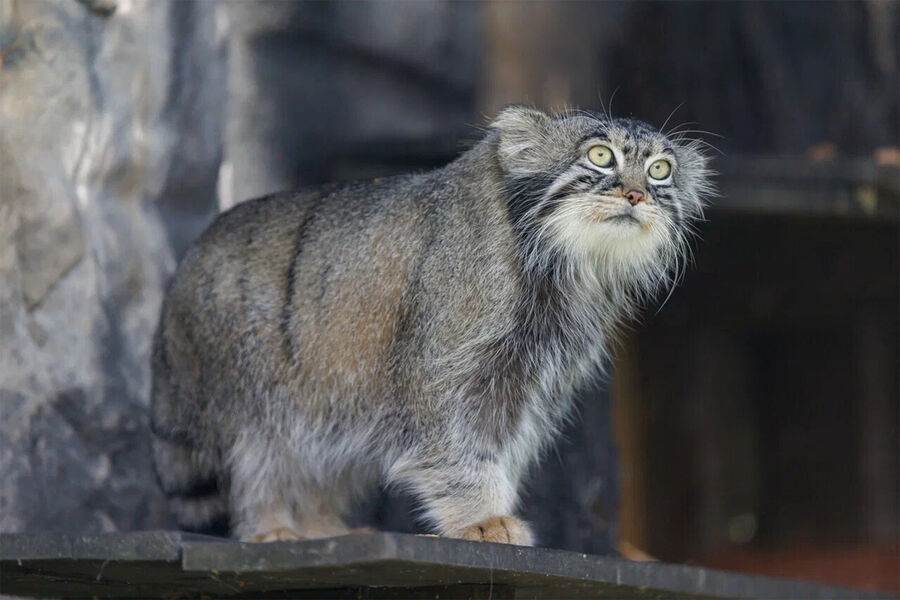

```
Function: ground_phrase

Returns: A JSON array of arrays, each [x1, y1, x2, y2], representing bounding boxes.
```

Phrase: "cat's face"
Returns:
[[494, 107, 711, 275]]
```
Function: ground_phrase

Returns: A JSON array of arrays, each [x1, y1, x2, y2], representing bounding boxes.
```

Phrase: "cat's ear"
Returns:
[[491, 105, 552, 175]]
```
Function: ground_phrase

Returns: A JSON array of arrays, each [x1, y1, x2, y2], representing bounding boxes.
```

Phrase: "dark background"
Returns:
[[1, 0, 897, 592]]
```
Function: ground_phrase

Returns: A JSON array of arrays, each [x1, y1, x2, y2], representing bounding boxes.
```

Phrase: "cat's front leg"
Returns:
[[390, 449, 534, 546]]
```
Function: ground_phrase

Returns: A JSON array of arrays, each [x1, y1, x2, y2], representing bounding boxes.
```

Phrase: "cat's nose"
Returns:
[[624, 188, 646, 206]]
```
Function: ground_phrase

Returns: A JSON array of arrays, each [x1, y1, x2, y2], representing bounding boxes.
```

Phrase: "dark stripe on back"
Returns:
[[280, 192, 329, 358]]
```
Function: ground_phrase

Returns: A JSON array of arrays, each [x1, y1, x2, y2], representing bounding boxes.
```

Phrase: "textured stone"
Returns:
[[0, 0, 225, 534]]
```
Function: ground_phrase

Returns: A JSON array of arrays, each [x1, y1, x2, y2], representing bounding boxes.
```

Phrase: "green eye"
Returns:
[[648, 159, 672, 180], [588, 145, 615, 168]]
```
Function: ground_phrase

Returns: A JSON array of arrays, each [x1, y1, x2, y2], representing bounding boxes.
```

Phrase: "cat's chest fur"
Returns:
[[452, 250, 618, 453]]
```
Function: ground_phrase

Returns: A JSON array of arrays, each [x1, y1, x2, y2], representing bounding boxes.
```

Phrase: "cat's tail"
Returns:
[[150, 422, 230, 537], [150, 340, 230, 537]]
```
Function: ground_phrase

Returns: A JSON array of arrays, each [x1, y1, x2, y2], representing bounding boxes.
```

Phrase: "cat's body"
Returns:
[[151, 107, 711, 544]]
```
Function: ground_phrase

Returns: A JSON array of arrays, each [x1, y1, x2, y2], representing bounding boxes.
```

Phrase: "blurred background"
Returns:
[[0, 0, 897, 593]]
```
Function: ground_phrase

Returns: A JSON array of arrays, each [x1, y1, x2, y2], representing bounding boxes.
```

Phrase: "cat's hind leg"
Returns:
[[229, 435, 358, 542]]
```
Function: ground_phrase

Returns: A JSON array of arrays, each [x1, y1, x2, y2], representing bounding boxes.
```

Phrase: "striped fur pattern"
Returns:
[[150, 106, 712, 544]]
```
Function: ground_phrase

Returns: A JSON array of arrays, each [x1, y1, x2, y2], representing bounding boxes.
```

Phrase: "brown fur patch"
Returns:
[[299, 227, 411, 390]]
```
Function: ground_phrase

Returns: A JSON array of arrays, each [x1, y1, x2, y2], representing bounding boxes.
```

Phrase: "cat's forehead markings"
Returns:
[[580, 131, 608, 144]]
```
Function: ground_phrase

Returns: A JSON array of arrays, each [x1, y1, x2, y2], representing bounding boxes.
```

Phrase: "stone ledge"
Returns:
[[0, 531, 893, 599]]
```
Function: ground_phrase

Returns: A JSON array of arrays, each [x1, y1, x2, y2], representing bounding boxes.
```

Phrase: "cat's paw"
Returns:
[[247, 526, 304, 543], [452, 515, 533, 546]]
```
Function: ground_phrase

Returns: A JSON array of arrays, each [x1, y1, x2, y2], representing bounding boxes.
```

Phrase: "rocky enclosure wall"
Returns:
[[0, 0, 225, 533]]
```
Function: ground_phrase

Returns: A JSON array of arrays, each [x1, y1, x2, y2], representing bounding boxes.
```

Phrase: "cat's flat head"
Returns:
[[492, 106, 713, 286]]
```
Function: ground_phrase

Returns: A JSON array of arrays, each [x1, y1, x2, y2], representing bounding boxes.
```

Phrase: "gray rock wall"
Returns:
[[0, 0, 225, 533]]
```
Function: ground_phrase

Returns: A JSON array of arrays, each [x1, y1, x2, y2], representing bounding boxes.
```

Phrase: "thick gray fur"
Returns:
[[150, 106, 713, 544]]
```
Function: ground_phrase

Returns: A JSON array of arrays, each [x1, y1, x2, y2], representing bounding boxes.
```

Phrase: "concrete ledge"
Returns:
[[1, 531, 893, 599]]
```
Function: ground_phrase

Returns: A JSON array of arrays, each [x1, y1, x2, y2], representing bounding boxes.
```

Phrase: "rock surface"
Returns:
[[0, 0, 225, 534]]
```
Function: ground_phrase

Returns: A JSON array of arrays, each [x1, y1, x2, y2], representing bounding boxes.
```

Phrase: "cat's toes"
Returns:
[[247, 526, 304, 543], [452, 515, 533, 546]]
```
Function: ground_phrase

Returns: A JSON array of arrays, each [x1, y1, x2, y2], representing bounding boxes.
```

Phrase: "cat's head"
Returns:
[[492, 106, 713, 292]]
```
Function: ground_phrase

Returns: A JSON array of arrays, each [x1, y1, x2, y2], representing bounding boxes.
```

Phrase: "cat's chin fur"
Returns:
[[520, 201, 681, 337]]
